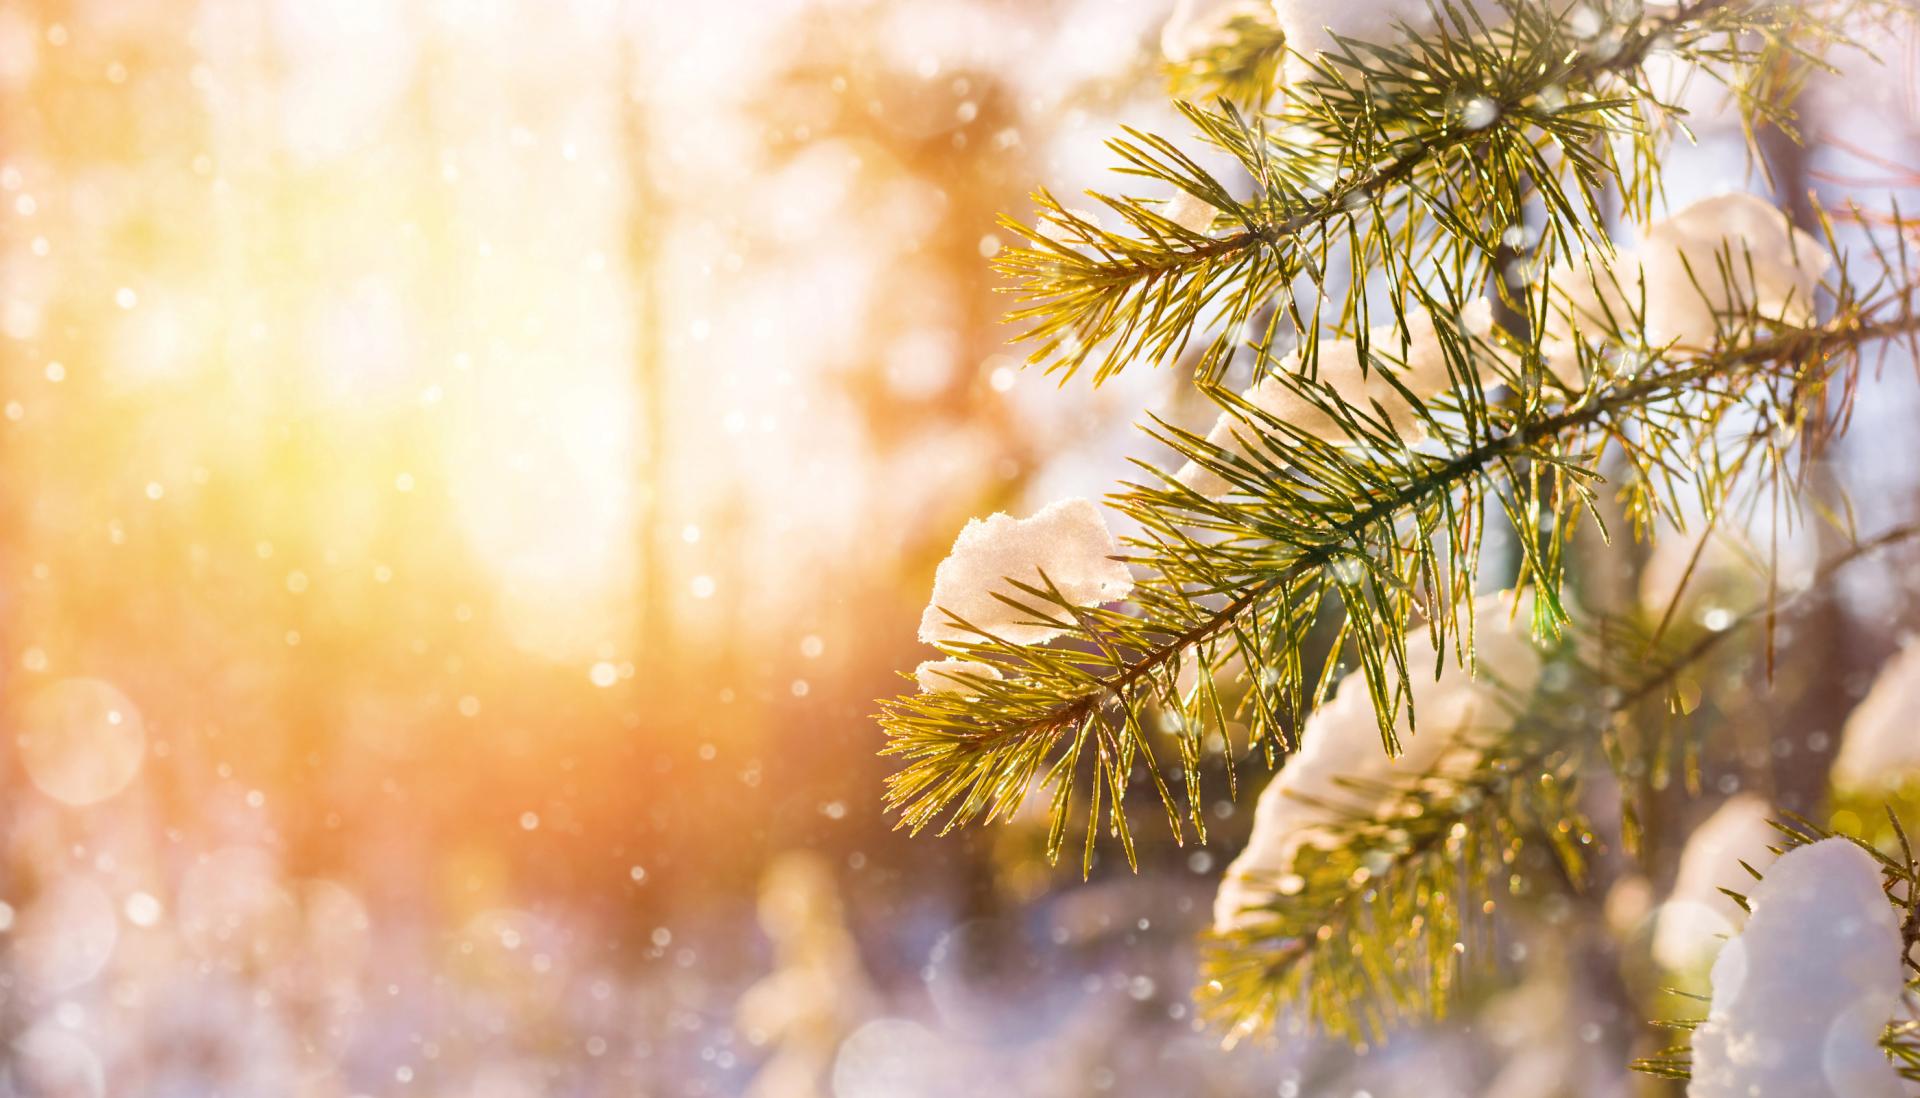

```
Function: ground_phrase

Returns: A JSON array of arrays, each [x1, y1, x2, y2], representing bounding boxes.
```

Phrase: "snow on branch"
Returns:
[[874, 0, 1920, 1067], [999, 0, 1878, 385], [1688, 839, 1907, 1098], [883, 300, 1920, 873], [1199, 523, 1920, 1045], [1636, 819, 1920, 1092]]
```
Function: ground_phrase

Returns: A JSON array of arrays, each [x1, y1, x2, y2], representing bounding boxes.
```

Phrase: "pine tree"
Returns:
[[875, 0, 1920, 1087]]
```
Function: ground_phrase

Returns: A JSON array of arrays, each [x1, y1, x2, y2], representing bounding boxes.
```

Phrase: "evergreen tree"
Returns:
[[876, 0, 1920, 1089]]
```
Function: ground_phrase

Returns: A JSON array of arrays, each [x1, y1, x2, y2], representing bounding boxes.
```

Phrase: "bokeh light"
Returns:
[[15, 679, 145, 806], [3, 0, 1917, 1094]]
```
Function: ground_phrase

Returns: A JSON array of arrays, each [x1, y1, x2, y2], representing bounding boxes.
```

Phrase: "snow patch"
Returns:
[[1651, 794, 1777, 972], [914, 659, 1004, 695], [1688, 838, 1903, 1098], [1833, 642, 1920, 794], [1213, 590, 1543, 931], [917, 498, 1134, 646], [1176, 300, 1493, 497], [1544, 193, 1831, 384]]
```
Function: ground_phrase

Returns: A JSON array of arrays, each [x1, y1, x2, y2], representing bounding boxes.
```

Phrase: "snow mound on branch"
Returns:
[[913, 659, 1003, 695], [1162, 189, 1221, 235], [1213, 590, 1544, 932], [1832, 642, 1920, 794], [1545, 193, 1831, 384], [1176, 300, 1493, 497], [1651, 794, 1777, 972], [917, 498, 1135, 646], [1688, 838, 1903, 1098]]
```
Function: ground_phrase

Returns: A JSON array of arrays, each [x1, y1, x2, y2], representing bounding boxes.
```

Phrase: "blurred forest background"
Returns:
[[2, 1, 1920, 1096]]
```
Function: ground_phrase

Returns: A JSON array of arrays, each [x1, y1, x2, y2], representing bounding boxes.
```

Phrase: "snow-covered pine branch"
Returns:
[[884, 295, 1920, 863], [872, 0, 1920, 1072], [999, 0, 1883, 386], [1210, 589, 1545, 935], [1690, 838, 1908, 1097], [1199, 523, 1920, 1044], [1636, 825, 1920, 1094], [1161, 0, 1290, 104], [1541, 193, 1831, 377]]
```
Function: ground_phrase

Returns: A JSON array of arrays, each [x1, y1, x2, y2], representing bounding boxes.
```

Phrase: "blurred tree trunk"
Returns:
[[1761, 112, 1855, 816]]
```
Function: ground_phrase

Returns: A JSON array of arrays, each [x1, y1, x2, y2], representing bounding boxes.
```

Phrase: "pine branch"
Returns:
[[997, 0, 1863, 384], [881, 306, 1920, 867], [1162, 9, 1289, 106], [1201, 519, 1920, 1046], [877, 0, 1920, 1071], [1198, 719, 1592, 1046]]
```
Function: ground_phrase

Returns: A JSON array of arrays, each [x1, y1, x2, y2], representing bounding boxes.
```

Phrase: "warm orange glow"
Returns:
[[0, 0, 1192, 1090]]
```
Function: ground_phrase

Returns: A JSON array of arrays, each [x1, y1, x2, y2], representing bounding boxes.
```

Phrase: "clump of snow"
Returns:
[[918, 498, 1135, 646], [914, 659, 1003, 695], [1832, 642, 1920, 794], [1213, 590, 1544, 931], [1650, 794, 1777, 972], [1176, 300, 1493, 497], [1544, 193, 1831, 382], [1688, 837, 1903, 1098], [1162, 0, 1277, 63], [1026, 206, 1109, 253], [1162, 189, 1221, 235]]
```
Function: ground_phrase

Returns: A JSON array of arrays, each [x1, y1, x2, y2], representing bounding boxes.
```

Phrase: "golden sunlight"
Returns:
[[10, 0, 1916, 1094]]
